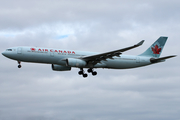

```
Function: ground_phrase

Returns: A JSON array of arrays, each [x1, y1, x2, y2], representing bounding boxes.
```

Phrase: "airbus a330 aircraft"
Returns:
[[2, 36, 176, 78]]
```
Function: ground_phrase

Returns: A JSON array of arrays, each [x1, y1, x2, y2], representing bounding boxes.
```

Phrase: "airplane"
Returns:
[[2, 36, 176, 78]]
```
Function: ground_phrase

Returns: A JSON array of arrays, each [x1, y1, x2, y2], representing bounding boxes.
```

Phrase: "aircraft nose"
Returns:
[[2, 51, 8, 57], [2, 51, 5, 56], [2, 50, 14, 59]]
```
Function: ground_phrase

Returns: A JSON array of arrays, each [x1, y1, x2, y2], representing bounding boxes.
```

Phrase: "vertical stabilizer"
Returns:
[[139, 37, 168, 58]]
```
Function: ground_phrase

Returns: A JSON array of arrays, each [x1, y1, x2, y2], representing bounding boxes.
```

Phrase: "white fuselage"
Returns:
[[2, 46, 152, 69]]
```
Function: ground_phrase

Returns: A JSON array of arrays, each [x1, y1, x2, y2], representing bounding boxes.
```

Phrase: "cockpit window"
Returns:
[[6, 49, 12, 51]]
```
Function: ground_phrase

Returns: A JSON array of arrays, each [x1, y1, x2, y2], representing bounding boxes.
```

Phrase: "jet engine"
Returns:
[[66, 58, 87, 67], [52, 64, 71, 71]]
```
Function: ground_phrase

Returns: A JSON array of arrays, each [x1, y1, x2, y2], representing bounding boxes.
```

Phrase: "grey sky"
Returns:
[[0, 0, 179, 120]]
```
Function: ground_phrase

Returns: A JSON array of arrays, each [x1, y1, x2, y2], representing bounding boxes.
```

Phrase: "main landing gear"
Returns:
[[18, 61, 22, 68], [87, 68, 97, 76], [78, 68, 97, 78], [78, 68, 88, 78]]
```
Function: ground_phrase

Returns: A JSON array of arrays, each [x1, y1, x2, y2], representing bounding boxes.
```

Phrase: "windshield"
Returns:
[[6, 49, 12, 51]]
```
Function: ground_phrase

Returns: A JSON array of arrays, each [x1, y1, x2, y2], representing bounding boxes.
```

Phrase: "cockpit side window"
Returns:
[[6, 49, 12, 51]]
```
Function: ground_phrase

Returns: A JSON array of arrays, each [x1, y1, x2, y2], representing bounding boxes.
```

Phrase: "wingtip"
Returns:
[[172, 55, 177, 57], [137, 40, 145, 46]]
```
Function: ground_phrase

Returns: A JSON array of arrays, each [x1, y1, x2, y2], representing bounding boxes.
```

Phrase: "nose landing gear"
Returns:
[[18, 61, 22, 68]]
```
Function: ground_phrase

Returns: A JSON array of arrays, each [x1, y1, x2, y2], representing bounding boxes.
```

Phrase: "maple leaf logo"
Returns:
[[151, 45, 161, 54], [30, 48, 36, 51]]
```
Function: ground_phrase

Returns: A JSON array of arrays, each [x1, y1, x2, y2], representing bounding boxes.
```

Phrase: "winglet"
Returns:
[[136, 40, 145, 46]]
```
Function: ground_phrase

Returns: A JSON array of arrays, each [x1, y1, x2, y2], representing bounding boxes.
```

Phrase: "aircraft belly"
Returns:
[[105, 57, 151, 69], [105, 59, 135, 69]]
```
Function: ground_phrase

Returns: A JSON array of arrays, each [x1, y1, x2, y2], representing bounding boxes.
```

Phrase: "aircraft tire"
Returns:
[[18, 65, 22, 68], [83, 74, 88, 78], [78, 71, 83, 75], [92, 71, 97, 76], [87, 68, 93, 73]]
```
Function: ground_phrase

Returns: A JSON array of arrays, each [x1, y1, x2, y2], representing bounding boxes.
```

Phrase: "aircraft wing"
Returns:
[[80, 40, 145, 65]]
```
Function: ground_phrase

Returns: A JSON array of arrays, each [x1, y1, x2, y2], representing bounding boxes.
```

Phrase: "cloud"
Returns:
[[54, 35, 69, 39], [0, 0, 180, 120]]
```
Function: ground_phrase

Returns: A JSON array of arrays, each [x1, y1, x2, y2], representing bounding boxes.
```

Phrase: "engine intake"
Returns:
[[66, 58, 87, 67], [52, 64, 71, 71]]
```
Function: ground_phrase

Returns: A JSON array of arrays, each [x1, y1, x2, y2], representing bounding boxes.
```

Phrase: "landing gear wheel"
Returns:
[[87, 68, 93, 73], [78, 68, 88, 78], [17, 61, 21, 68], [92, 71, 97, 76], [78, 71, 83, 75], [83, 74, 88, 78], [18, 65, 22, 68]]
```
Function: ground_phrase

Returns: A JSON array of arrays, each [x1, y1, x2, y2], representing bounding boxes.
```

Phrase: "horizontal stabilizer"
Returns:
[[150, 55, 177, 63]]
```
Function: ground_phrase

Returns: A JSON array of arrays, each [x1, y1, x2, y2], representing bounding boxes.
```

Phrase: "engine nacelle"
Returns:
[[66, 58, 87, 67], [52, 64, 71, 71]]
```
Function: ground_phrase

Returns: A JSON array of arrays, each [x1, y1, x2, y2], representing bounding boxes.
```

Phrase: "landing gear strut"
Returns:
[[78, 68, 88, 78], [18, 61, 22, 68], [87, 68, 97, 76]]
